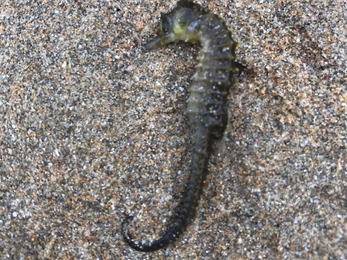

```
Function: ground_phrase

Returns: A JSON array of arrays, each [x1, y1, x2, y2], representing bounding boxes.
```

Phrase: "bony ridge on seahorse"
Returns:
[[122, 0, 239, 252]]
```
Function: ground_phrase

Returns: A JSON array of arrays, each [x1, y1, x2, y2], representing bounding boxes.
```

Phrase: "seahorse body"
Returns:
[[122, 0, 238, 252]]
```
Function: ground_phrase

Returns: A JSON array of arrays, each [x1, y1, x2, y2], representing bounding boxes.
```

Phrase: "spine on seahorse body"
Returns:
[[122, 0, 238, 252]]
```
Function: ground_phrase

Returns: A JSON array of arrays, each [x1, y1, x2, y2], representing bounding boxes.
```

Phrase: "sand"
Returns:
[[0, 0, 346, 259]]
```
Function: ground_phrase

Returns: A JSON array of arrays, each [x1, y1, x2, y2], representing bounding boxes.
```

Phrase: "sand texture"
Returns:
[[0, 0, 346, 259]]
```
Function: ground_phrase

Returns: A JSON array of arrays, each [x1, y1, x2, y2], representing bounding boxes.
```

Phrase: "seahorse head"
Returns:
[[145, 1, 203, 50]]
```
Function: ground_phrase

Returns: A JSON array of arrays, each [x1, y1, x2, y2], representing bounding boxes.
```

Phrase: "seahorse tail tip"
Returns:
[[121, 215, 159, 252], [121, 215, 133, 238]]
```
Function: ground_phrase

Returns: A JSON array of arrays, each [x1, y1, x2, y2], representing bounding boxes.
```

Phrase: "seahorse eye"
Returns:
[[160, 13, 173, 33]]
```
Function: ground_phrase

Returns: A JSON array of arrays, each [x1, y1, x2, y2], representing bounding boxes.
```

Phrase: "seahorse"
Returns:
[[122, 0, 238, 252]]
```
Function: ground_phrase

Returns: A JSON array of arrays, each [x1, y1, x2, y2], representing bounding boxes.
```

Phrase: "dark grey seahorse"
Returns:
[[122, 0, 238, 252]]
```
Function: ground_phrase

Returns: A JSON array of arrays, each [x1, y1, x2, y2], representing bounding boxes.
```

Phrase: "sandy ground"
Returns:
[[0, 0, 346, 259]]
